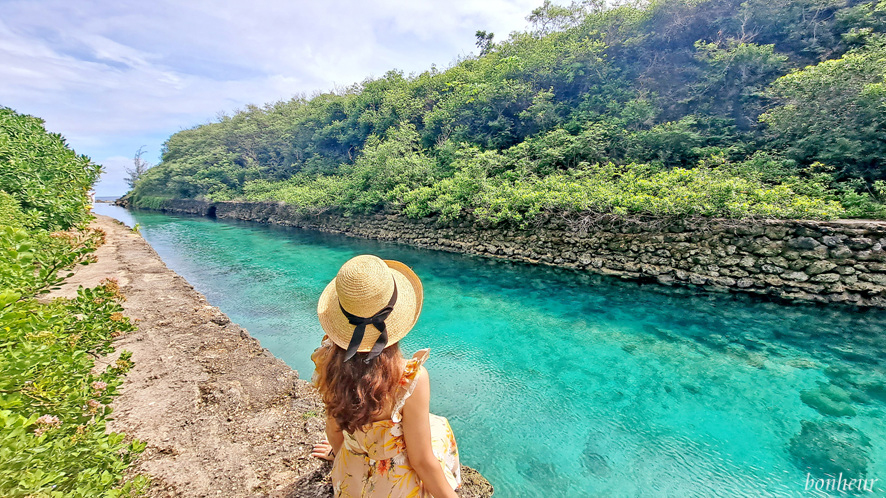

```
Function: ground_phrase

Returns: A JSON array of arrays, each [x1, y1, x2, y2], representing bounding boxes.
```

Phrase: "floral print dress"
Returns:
[[312, 344, 461, 497]]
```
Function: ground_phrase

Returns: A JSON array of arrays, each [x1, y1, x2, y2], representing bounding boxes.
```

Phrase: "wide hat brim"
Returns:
[[317, 259, 423, 352]]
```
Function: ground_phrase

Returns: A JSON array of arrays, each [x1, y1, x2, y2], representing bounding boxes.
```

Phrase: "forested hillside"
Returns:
[[130, 0, 886, 224]]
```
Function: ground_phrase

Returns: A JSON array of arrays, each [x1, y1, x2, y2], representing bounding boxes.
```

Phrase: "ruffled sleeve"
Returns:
[[391, 349, 430, 423]]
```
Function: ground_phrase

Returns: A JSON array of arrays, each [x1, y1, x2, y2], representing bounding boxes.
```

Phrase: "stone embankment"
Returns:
[[57, 214, 493, 497], [123, 198, 886, 308]]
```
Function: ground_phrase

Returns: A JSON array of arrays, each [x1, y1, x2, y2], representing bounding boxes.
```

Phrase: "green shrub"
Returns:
[[467, 162, 843, 227], [0, 108, 100, 231], [0, 226, 102, 297], [831, 178, 886, 219], [0, 283, 147, 497], [128, 194, 171, 211], [242, 175, 349, 213], [234, 145, 848, 226], [761, 36, 886, 183], [0, 108, 146, 496], [0, 231, 148, 496], [0, 192, 37, 229]]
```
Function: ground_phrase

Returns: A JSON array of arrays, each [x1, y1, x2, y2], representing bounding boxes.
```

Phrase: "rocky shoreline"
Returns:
[[120, 198, 886, 308], [53, 214, 492, 497]]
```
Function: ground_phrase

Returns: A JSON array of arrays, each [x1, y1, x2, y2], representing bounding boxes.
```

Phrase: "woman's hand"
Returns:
[[311, 438, 335, 461]]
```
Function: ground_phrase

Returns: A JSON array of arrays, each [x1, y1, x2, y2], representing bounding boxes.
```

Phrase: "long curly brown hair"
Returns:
[[314, 342, 403, 434]]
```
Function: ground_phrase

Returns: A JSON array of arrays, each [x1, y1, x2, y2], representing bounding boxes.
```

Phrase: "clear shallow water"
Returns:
[[94, 204, 886, 497]]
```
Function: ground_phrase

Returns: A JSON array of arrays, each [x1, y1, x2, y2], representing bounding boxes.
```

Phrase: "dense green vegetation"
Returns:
[[131, 0, 886, 222], [0, 108, 146, 496]]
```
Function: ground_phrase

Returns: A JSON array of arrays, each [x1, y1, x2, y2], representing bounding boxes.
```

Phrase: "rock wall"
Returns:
[[134, 199, 886, 308]]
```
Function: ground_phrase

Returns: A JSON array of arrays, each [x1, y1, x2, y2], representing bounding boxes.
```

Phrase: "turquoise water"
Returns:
[[95, 204, 886, 497]]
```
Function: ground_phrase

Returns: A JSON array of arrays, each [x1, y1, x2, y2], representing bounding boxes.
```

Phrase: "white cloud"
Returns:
[[0, 0, 547, 195]]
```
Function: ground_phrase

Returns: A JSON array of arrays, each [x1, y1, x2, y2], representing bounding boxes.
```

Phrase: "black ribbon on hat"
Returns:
[[340, 279, 398, 363]]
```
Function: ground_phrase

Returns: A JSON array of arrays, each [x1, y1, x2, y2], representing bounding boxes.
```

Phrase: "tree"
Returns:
[[475, 30, 495, 56], [760, 37, 886, 181], [693, 41, 789, 129], [527, 0, 605, 36], [125, 146, 152, 188]]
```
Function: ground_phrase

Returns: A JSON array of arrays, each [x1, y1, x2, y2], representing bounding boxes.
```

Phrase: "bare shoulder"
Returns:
[[414, 366, 430, 392], [404, 366, 431, 411]]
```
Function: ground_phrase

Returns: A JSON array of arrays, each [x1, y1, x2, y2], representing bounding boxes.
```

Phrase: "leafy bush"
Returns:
[[0, 192, 36, 229], [0, 282, 146, 497], [761, 36, 886, 183], [473, 164, 842, 226], [127, 193, 171, 211], [0, 108, 146, 496], [235, 142, 845, 225], [0, 237, 148, 497], [401, 151, 491, 222], [0, 108, 101, 231], [831, 179, 886, 218], [0, 226, 104, 298], [243, 175, 348, 213]]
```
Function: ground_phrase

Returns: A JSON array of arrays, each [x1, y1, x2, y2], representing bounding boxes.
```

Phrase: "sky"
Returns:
[[0, 0, 550, 196]]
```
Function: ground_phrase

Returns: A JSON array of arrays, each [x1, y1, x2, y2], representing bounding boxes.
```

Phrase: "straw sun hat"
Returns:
[[318, 255, 423, 361]]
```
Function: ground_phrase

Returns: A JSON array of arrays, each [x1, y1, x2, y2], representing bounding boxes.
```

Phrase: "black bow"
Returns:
[[340, 279, 398, 363]]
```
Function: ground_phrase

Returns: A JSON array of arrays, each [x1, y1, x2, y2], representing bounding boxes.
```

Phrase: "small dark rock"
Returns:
[[788, 237, 821, 250]]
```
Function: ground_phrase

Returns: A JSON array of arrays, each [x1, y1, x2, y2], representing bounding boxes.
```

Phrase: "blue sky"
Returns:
[[1, 0, 550, 196]]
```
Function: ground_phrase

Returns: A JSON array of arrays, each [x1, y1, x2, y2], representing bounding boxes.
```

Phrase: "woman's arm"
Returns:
[[311, 415, 344, 461], [401, 367, 459, 498], [325, 415, 344, 454]]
